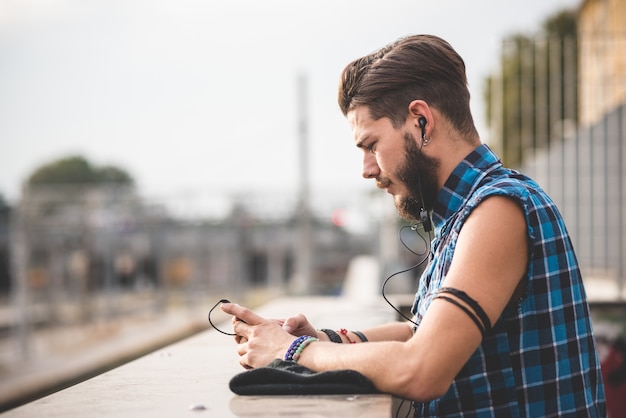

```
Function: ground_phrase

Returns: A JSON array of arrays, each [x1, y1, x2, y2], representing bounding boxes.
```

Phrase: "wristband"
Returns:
[[352, 330, 368, 342], [319, 328, 343, 343]]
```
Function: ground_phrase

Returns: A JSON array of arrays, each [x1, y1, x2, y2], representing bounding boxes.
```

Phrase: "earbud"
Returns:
[[418, 117, 427, 139]]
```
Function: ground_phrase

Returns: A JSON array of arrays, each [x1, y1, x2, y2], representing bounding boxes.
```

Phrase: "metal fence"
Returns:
[[519, 103, 626, 298], [490, 35, 626, 300]]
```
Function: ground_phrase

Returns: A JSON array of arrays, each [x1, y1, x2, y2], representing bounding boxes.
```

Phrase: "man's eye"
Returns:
[[365, 143, 376, 153]]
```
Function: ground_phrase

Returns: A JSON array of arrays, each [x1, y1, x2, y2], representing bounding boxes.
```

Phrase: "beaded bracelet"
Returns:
[[284, 335, 319, 363], [339, 328, 355, 344]]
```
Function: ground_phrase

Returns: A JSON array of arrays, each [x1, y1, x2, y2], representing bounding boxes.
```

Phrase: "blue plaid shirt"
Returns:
[[411, 145, 606, 417]]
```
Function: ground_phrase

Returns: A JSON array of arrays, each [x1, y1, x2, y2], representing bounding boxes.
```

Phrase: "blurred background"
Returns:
[[1, 0, 626, 413]]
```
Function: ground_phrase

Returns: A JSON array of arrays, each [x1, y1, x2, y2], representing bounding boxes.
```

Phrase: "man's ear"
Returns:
[[407, 100, 433, 135]]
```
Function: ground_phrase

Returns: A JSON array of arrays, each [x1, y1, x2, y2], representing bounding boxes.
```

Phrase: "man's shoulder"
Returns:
[[472, 172, 535, 203]]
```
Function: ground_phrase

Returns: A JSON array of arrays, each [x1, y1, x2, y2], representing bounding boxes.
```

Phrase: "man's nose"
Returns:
[[362, 155, 379, 179]]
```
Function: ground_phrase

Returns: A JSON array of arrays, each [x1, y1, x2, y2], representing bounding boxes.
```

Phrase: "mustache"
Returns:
[[375, 177, 391, 189]]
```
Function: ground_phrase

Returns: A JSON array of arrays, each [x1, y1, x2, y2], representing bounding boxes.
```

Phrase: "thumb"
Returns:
[[282, 317, 297, 334]]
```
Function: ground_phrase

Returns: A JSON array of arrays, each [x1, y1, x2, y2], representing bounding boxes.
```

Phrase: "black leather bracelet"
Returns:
[[438, 286, 492, 331], [352, 330, 368, 342], [319, 328, 343, 343], [434, 295, 486, 338]]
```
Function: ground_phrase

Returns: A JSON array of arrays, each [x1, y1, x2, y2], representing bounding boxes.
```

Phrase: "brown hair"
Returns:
[[338, 34, 477, 137]]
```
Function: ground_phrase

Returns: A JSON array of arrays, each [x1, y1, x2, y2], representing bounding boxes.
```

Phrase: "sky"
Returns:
[[0, 0, 581, 216]]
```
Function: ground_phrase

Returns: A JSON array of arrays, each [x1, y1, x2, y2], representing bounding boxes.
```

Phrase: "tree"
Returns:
[[27, 155, 133, 186], [543, 9, 578, 39], [484, 8, 578, 168]]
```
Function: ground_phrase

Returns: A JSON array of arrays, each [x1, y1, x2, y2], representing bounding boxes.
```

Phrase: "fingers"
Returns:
[[232, 319, 252, 338], [221, 303, 265, 326], [238, 353, 253, 370], [235, 336, 259, 370], [236, 340, 247, 357]]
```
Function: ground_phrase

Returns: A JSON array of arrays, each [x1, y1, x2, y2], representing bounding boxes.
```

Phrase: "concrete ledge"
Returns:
[[0, 310, 208, 412], [3, 297, 396, 417], [229, 394, 392, 417]]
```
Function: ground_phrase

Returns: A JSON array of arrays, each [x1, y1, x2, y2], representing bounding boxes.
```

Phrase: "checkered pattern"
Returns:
[[411, 145, 606, 417]]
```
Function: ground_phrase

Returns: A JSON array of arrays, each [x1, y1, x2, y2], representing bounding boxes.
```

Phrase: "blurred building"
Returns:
[[7, 182, 373, 326], [578, 0, 626, 126]]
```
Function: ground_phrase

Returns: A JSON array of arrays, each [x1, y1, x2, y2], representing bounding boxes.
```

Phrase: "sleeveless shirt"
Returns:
[[411, 144, 606, 417]]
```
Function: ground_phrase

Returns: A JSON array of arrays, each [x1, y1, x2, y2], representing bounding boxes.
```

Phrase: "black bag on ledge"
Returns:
[[229, 359, 381, 396]]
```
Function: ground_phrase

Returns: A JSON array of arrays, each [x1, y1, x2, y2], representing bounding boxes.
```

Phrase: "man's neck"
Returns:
[[434, 136, 481, 190]]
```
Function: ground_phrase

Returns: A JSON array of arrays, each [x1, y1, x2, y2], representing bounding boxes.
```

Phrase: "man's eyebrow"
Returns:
[[355, 135, 370, 148]]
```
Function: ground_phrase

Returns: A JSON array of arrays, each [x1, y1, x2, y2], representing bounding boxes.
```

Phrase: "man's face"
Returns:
[[348, 106, 440, 222]]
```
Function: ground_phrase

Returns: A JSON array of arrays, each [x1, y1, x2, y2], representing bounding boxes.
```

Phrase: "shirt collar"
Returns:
[[431, 144, 502, 229]]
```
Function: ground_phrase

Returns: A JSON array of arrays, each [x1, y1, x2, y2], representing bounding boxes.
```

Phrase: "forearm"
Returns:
[[316, 321, 414, 344], [296, 338, 436, 400], [360, 321, 414, 342], [298, 314, 481, 401]]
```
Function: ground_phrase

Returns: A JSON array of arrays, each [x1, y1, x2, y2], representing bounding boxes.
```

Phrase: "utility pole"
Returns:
[[10, 194, 31, 362], [290, 73, 313, 295]]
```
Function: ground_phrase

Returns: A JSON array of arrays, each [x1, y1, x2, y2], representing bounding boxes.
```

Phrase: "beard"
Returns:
[[393, 131, 440, 222]]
